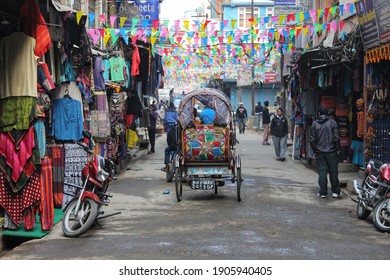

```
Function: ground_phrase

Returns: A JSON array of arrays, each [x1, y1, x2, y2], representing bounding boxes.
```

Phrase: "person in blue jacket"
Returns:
[[199, 106, 216, 124], [163, 101, 178, 134]]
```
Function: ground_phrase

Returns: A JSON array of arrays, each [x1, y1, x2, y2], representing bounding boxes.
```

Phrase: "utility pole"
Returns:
[[251, 0, 255, 116]]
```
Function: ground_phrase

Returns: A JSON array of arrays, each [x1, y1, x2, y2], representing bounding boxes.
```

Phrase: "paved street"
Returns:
[[1, 130, 390, 260]]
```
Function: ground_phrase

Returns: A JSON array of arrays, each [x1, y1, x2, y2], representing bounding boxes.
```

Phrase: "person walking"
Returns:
[[236, 102, 248, 134], [270, 107, 289, 161], [262, 100, 271, 145], [309, 107, 342, 198], [163, 101, 178, 134], [255, 101, 263, 131], [147, 104, 158, 154]]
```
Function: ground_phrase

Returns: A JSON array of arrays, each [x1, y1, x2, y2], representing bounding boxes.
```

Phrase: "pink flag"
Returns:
[[88, 29, 100, 45], [110, 16, 117, 27]]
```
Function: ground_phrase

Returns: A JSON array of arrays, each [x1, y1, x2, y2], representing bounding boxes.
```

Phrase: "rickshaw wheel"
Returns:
[[175, 167, 183, 202], [236, 167, 242, 202]]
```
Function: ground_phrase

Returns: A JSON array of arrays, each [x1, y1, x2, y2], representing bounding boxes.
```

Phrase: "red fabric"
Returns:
[[20, 0, 52, 57], [38, 157, 54, 231], [23, 206, 37, 231], [47, 145, 65, 208], [0, 126, 35, 184], [0, 170, 41, 226], [131, 45, 140, 76]]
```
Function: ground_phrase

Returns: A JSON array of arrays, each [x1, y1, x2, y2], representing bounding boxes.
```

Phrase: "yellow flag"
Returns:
[[183, 20, 190, 30], [76, 12, 83, 25], [151, 36, 157, 46], [120, 17, 127, 28], [103, 34, 110, 46], [231, 19, 237, 29]]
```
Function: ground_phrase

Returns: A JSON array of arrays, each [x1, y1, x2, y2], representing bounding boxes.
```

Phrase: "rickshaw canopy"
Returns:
[[177, 88, 234, 129]]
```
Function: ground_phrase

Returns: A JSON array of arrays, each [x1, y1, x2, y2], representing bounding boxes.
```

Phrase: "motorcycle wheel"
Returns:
[[62, 198, 99, 237], [357, 200, 371, 220], [166, 162, 174, 182], [373, 198, 390, 233]]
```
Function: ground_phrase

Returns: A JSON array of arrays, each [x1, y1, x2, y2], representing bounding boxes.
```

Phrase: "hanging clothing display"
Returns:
[[47, 144, 65, 208], [109, 55, 127, 82], [0, 32, 38, 99], [52, 97, 84, 141], [0, 170, 41, 228], [62, 143, 88, 209], [93, 56, 106, 91], [53, 81, 85, 120], [38, 157, 54, 231], [20, 0, 52, 58], [90, 92, 111, 141], [0, 97, 37, 132], [0, 126, 41, 193]]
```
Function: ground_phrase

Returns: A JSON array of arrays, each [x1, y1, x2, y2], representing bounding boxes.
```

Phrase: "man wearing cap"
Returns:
[[236, 102, 248, 134]]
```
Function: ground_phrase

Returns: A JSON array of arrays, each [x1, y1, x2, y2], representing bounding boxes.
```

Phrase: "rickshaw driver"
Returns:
[[161, 123, 178, 172]]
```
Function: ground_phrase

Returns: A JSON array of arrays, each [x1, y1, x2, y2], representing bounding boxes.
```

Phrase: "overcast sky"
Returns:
[[159, 0, 204, 20]]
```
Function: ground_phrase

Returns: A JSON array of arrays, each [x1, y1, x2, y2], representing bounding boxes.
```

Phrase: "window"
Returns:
[[238, 7, 260, 29]]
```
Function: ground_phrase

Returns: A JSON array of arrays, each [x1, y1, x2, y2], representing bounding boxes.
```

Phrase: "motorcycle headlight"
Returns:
[[96, 167, 109, 182]]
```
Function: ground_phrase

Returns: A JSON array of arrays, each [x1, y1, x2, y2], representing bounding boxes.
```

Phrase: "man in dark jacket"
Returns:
[[262, 100, 271, 145], [309, 107, 341, 198], [270, 107, 289, 161], [236, 102, 248, 134], [255, 101, 263, 131]]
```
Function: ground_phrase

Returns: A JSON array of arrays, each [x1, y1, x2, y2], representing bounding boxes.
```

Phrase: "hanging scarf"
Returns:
[[20, 0, 52, 57]]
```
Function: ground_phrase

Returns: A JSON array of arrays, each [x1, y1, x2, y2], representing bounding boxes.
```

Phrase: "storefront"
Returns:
[[0, 0, 164, 233]]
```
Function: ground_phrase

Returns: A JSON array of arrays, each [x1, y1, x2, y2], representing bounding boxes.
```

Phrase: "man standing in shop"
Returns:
[[262, 100, 271, 145], [309, 107, 342, 198], [270, 107, 288, 161]]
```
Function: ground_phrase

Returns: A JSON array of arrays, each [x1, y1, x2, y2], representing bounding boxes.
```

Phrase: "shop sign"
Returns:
[[356, 0, 380, 50], [374, 0, 390, 43], [264, 72, 277, 84], [274, 0, 296, 7], [118, 0, 159, 28], [237, 68, 252, 86]]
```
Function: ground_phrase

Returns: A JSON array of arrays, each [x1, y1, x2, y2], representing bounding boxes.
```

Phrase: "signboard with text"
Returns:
[[356, 0, 380, 50], [375, 0, 390, 43], [118, 0, 159, 28], [274, 0, 296, 7], [265, 72, 277, 84]]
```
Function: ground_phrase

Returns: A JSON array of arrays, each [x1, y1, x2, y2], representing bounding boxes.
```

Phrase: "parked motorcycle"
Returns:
[[62, 131, 119, 237], [353, 155, 390, 232]]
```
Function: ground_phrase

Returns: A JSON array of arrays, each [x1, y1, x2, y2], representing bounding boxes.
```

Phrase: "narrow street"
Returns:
[[1, 130, 390, 260]]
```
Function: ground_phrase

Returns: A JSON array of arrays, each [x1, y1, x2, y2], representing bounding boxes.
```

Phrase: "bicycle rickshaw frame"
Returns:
[[174, 88, 242, 202]]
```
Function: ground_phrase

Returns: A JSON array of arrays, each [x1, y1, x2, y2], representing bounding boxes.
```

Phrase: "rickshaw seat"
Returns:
[[182, 124, 230, 162]]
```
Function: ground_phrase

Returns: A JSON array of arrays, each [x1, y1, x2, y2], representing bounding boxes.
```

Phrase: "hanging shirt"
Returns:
[[131, 45, 140, 76], [52, 98, 84, 141], [102, 58, 110, 81], [93, 56, 106, 91], [0, 32, 38, 99], [109, 56, 126, 82]]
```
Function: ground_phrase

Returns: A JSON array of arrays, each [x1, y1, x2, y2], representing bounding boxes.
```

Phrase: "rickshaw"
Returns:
[[174, 88, 242, 202]]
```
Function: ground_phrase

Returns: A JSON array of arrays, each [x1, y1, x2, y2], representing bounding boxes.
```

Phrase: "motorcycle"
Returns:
[[62, 130, 119, 237], [353, 153, 390, 232]]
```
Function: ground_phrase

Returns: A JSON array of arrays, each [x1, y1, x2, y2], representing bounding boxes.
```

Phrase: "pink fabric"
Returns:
[[0, 126, 35, 183]]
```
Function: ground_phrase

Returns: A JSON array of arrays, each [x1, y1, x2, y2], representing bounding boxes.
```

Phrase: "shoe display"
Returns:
[[332, 193, 342, 198], [317, 193, 327, 198]]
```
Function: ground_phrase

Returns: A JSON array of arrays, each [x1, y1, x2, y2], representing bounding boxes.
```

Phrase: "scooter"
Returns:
[[353, 151, 390, 232], [62, 130, 119, 237]]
